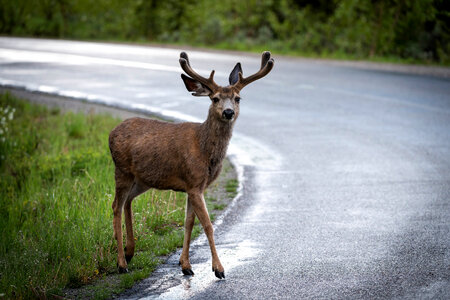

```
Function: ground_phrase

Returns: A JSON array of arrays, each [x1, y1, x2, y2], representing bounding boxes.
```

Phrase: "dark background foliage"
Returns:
[[1, 0, 449, 63]]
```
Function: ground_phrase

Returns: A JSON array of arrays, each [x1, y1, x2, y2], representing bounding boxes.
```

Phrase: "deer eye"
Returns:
[[212, 97, 220, 103], [235, 97, 241, 103]]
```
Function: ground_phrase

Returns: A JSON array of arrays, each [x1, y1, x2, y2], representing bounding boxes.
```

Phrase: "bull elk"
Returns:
[[109, 51, 274, 278]]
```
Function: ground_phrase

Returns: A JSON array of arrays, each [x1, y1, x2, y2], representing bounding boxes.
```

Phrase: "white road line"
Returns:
[[0, 48, 228, 77], [0, 47, 179, 71]]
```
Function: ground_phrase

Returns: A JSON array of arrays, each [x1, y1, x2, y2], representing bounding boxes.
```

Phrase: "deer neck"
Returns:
[[198, 111, 234, 164]]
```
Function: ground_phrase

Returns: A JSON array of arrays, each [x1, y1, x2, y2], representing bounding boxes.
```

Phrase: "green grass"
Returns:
[[225, 179, 239, 199], [0, 92, 215, 299]]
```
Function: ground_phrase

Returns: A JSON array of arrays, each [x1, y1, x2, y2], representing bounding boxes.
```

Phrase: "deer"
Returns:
[[108, 51, 274, 279]]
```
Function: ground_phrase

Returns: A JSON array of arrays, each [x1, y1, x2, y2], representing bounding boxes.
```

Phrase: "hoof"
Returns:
[[117, 263, 129, 274], [182, 268, 194, 276], [213, 269, 225, 279]]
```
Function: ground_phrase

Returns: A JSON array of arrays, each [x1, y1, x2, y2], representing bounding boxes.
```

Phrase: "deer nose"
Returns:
[[222, 109, 235, 120]]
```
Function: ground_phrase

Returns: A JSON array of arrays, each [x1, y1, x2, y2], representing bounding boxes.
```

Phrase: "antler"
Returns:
[[233, 51, 274, 91], [179, 52, 219, 92]]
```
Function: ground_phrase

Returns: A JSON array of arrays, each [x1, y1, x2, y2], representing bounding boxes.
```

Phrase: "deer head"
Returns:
[[180, 51, 274, 122]]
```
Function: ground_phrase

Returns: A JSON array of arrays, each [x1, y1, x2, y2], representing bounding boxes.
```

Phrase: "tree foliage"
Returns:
[[1, 0, 449, 63]]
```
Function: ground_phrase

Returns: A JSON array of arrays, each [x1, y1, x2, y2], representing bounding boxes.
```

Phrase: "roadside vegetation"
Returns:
[[1, 0, 449, 65], [0, 92, 237, 299]]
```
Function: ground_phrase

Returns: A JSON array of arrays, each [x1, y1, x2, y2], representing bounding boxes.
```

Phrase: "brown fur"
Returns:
[[109, 52, 273, 278], [109, 110, 234, 193]]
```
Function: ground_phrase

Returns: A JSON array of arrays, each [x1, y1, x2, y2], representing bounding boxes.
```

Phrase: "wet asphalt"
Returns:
[[0, 37, 449, 299]]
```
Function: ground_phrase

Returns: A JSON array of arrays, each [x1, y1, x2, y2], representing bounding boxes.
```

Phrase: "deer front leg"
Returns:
[[180, 197, 196, 275], [188, 192, 225, 279]]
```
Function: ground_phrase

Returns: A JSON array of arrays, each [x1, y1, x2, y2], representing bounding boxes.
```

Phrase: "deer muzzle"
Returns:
[[222, 109, 235, 120]]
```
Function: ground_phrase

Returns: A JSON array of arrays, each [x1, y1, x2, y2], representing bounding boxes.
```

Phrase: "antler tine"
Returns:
[[234, 51, 274, 90], [260, 51, 271, 68], [180, 52, 191, 67], [179, 52, 219, 91]]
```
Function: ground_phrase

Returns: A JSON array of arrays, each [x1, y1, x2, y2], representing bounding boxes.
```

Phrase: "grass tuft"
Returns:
[[225, 179, 239, 198], [66, 112, 87, 139]]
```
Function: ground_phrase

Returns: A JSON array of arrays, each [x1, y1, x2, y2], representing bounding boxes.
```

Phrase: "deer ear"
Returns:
[[181, 74, 212, 96], [229, 63, 242, 85]]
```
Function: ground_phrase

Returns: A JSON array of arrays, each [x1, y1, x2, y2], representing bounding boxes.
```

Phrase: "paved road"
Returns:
[[1, 37, 449, 299]]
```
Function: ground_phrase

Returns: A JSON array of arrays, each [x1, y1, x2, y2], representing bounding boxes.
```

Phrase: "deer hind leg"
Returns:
[[179, 197, 195, 275], [112, 170, 134, 273], [123, 181, 148, 264], [188, 191, 225, 279]]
